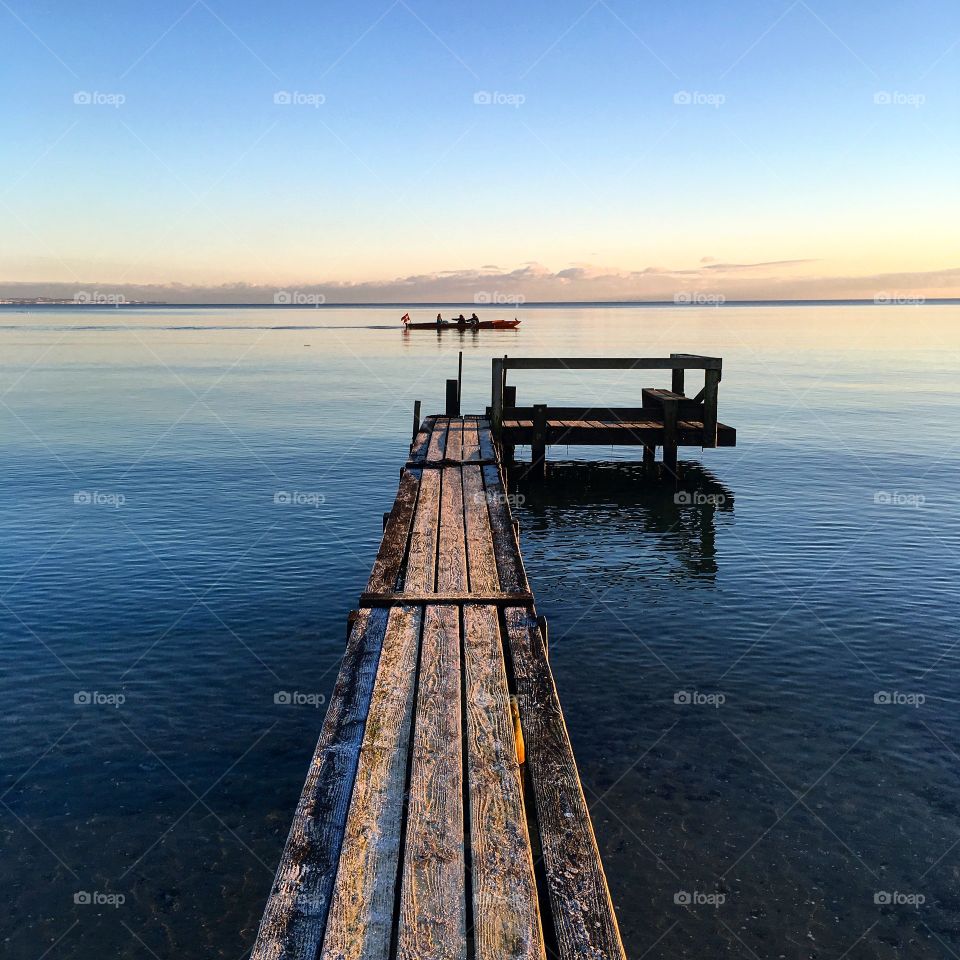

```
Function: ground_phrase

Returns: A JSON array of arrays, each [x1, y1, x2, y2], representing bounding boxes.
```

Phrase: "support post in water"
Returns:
[[662, 397, 678, 477], [445, 379, 460, 417], [702, 368, 720, 448], [502, 385, 517, 462], [643, 443, 656, 471], [411, 400, 421, 445], [532, 403, 548, 481]]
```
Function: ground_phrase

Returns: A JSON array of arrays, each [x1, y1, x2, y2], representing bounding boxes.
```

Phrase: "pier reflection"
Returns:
[[507, 460, 734, 581]]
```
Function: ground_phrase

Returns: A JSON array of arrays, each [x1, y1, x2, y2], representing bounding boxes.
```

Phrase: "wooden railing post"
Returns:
[[702, 367, 719, 448], [491, 357, 504, 434], [532, 403, 548, 481], [662, 397, 678, 476], [670, 353, 685, 395], [411, 400, 421, 445], [445, 379, 460, 417], [502, 385, 517, 462]]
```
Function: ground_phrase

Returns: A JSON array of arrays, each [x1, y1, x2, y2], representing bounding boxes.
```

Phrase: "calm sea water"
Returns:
[[1, 304, 958, 959]]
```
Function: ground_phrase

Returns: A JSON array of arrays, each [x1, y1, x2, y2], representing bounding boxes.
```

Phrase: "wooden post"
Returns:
[[502, 385, 517, 462], [702, 367, 719, 448], [532, 403, 548, 481], [457, 350, 463, 405], [670, 354, 685, 395], [643, 443, 656, 471], [411, 400, 421, 445], [491, 357, 504, 434], [662, 397, 678, 477], [445, 379, 459, 417]]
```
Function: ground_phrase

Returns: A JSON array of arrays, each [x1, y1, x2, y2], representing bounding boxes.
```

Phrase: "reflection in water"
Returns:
[[509, 460, 734, 581]]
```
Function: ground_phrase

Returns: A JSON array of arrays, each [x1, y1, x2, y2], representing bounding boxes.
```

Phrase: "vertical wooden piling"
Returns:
[[445, 379, 460, 417], [662, 397, 678, 476], [491, 357, 504, 434], [411, 400, 421, 445], [502, 385, 517, 462], [702, 368, 719, 448], [671, 365, 684, 395], [531, 403, 547, 481]]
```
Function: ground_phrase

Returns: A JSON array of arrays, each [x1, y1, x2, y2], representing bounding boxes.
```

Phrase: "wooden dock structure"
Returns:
[[252, 358, 735, 959], [489, 355, 736, 477]]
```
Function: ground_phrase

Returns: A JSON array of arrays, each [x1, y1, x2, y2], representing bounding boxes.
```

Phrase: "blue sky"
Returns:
[[1, 0, 958, 300]]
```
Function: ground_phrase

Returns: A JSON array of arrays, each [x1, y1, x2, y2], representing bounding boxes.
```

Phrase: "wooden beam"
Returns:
[[501, 356, 721, 371]]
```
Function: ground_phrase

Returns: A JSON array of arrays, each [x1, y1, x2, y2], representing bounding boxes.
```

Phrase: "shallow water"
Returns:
[[1, 303, 958, 959]]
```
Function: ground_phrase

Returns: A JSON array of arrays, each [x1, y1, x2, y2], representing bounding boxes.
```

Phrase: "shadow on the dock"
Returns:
[[507, 460, 734, 579]]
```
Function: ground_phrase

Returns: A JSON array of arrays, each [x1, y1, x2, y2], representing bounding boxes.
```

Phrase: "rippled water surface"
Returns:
[[1, 304, 958, 959]]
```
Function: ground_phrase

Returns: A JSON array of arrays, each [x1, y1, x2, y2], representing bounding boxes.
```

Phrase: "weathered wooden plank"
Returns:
[[462, 466, 500, 593], [445, 418, 463, 463], [477, 420, 496, 461], [463, 605, 545, 960], [437, 466, 468, 592], [397, 605, 466, 960], [404, 467, 440, 592], [461, 420, 480, 462], [503, 607, 626, 960], [427, 417, 449, 463], [319, 606, 423, 960], [410, 417, 435, 462], [366, 469, 421, 593], [501, 356, 721, 370], [482, 465, 528, 593], [251, 607, 390, 960]]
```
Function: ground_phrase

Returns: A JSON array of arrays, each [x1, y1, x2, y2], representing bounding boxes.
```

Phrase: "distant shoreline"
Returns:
[[1, 298, 956, 308]]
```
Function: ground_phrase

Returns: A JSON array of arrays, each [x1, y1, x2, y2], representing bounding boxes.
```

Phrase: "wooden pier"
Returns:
[[252, 358, 735, 959]]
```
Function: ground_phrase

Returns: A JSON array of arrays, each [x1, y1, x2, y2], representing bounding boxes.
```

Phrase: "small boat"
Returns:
[[401, 313, 521, 331]]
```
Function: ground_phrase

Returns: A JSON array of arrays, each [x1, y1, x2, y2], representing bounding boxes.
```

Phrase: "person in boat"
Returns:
[[453, 313, 466, 323], [469, 312, 480, 326], [436, 313, 443, 326]]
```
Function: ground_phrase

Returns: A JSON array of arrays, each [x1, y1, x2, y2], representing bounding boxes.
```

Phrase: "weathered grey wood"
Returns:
[[463, 605, 545, 960], [445, 418, 463, 464], [501, 356, 721, 370], [367, 469, 421, 593], [397, 605, 466, 960], [404, 467, 440, 592], [437, 466, 468, 592], [409, 417, 434, 462], [427, 418, 449, 463], [319, 606, 423, 960], [252, 607, 390, 960], [702, 367, 720, 448], [461, 420, 480, 462], [477, 420, 496, 462], [482, 464, 528, 593], [462, 466, 500, 593], [503, 607, 626, 960]]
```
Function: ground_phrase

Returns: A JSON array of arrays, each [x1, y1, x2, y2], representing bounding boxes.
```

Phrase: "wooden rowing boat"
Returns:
[[402, 315, 521, 330]]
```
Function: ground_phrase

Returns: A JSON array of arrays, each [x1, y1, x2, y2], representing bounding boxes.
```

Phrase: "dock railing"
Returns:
[[490, 354, 723, 448]]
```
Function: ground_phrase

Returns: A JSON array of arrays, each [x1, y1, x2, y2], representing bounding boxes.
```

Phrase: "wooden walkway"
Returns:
[[252, 416, 626, 960]]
